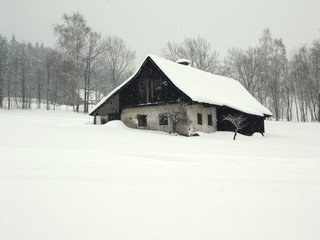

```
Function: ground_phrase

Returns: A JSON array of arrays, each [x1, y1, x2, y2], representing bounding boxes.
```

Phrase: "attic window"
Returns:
[[138, 80, 147, 103], [138, 115, 147, 127], [197, 113, 202, 125], [153, 78, 163, 101], [154, 78, 162, 91]]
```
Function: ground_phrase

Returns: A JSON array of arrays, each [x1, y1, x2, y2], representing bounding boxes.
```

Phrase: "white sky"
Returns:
[[1, 0, 319, 65]]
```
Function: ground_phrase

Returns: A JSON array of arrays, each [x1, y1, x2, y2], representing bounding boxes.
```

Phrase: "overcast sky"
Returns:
[[1, 0, 319, 65]]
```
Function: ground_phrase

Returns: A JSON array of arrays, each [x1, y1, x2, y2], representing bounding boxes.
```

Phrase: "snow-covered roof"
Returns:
[[90, 55, 272, 117]]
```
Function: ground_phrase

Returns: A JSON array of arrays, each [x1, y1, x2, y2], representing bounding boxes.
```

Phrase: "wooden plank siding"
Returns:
[[119, 57, 192, 109], [217, 106, 265, 136]]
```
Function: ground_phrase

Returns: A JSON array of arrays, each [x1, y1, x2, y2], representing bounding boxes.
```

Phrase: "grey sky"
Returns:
[[1, 0, 319, 65]]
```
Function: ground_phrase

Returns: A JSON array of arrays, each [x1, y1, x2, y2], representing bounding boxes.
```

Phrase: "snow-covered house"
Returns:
[[90, 55, 272, 136]]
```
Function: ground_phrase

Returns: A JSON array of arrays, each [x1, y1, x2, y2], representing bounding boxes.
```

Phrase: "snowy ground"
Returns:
[[0, 109, 320, 240]]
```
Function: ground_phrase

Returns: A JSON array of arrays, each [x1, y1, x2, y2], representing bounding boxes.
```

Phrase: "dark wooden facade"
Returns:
[[119, 58, 192, 109], [217, 106, 265, 136]]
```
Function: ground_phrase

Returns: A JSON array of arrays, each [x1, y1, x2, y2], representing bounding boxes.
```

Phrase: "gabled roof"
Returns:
[[90, 55, 272, 117]]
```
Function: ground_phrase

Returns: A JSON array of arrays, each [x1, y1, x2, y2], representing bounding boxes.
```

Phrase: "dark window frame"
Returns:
[[138, 114, 147, 127], [153, 78, 163, 102], [159, 114, 168, 126], [208, 114, 213, 126], [138, 80, 147, 103], [197, 113, 202, 125]]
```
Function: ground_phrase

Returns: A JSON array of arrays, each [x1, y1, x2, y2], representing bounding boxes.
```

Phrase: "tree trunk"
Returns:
[[86, 61, 91, 114], [294, 96, 299, 122], [318, 92, 320, 122], [76, 88, 80, 113], [7, 78, 11, 110], [0, 75, 3, 109], [84, 59, 90, 114], [46, 68, 51, 110], [233, 131, 237, 140], [37, 68, 41, 108], [53, 70, 58, 111], [21, 66, 26, 109]]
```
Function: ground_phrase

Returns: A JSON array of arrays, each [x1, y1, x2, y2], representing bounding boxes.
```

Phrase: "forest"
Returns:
[[0, 12, 319, 121]]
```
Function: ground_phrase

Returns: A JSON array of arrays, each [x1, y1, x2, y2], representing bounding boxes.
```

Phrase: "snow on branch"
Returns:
[[222, 114, 248, 140]]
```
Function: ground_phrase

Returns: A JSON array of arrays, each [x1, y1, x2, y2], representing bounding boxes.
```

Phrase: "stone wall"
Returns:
[[186, 104, 217, 133], [121, 104, 183, 134], [121, 103, 217, 136]]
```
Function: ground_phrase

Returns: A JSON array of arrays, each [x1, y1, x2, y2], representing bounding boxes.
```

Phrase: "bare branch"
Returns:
[[222, 114, 247, 140]]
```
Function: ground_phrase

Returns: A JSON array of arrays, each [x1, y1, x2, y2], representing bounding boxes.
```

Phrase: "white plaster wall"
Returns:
[[186, 104, 217, 133], [121, 104, 186, 133], [121, 103, 216, 135]]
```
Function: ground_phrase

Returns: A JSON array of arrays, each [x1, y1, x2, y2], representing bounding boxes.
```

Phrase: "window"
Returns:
[[159, 114, 168, 125], [197, 113, 202, 125], [154, 78, 162, 90], [208, 114, 213, 126], [138, 80, 147, 103], [138, 115, 147, 127], [148, 78, 163, 103], [153, 78, 163, 102]]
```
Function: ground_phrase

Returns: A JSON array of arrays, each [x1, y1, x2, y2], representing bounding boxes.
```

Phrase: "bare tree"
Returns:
[[33, 43, 46, 108], [318, 92, 320, 122], [54, 12, 91, 112], [83, 32, 108, 113], [17, 43, 32, 109], [161, 36, 220, 74], [258, 29, 288, 121], [0, 35, 8, 108], [44, 50, 54, 110], [103, 36, 136, 88], [2, 13, 141, 112], [309, 39, 320, 121], [224, 29, 289, 121], [4, 36, 18, 109], [53, 13, 136, 111], [223, 47, 262, 100], [290, 46, 313, 122], [222, 114, 247, 140]]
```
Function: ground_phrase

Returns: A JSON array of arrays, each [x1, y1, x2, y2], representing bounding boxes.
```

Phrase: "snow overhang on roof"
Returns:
[[90, 54, 272, 117]]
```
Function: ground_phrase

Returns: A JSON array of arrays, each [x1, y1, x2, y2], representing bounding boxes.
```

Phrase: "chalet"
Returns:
[[89, 55, 272, 136]]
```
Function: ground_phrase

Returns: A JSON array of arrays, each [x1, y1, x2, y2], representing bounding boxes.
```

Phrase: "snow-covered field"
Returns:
[[0, 109, 320, 240]]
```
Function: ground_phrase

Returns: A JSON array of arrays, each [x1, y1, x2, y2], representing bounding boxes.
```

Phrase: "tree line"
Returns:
[[161, 30, 320, 122], [0, 12, 135, 113], [0, 12, 319, 121]]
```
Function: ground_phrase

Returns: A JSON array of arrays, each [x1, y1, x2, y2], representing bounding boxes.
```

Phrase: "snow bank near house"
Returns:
[[104, 120, 128, 129]]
